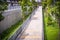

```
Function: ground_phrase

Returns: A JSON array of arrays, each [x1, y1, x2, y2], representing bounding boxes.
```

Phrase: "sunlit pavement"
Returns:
[[16, 6, 44, 40]]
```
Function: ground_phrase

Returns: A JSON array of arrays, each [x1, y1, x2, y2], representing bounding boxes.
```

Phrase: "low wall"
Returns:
[[0, 9, 22, 33]]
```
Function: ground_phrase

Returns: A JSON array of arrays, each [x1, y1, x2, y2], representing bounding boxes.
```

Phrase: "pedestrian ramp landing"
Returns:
[[16, 6, 44, 40]]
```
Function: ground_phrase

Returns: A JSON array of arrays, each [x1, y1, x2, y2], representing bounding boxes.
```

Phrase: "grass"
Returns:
[[45, 26, 59, 40], [44, 18, 59, 40], [44, 16, 59, 40], [0, 20, 23, 40], [44, 13, 59, 40]]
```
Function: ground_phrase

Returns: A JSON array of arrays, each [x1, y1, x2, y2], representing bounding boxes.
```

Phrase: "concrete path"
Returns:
[[16, 6, 44, 40]]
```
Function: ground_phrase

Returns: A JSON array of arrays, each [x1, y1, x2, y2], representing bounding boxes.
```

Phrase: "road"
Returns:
[[16, 6, 44, 40]]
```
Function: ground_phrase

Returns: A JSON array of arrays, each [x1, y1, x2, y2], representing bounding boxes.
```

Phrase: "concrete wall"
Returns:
[[0, 9, 22, 33]]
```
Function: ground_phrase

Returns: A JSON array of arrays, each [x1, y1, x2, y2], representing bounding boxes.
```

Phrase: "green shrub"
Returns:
[[0, 13, 4, 21], [0, 0, 8, 21], [0, 19, 23, 40]]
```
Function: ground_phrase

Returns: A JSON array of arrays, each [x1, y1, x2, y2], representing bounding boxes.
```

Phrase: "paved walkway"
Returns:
[[16, 6, 44, 40]]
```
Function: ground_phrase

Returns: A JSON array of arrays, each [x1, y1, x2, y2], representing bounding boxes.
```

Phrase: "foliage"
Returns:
[[42, 0, 59, 40], [0, 0, 8, 21], [0, 13, 4, 21], [19, 0, 37, 21], [0, 0, 8, 12], [42, 0, 60, 24]]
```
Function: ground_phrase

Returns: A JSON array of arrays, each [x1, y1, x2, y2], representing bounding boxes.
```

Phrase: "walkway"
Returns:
[[16, 6, 44, 40]]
